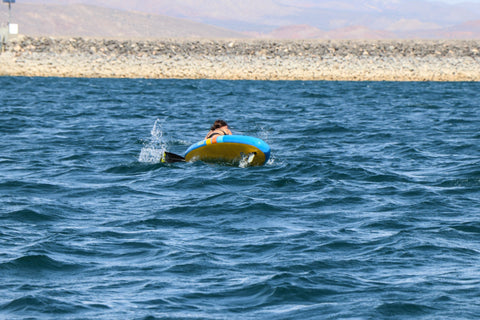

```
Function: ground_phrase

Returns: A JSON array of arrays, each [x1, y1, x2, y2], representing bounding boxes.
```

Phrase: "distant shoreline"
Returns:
[[1, 36, 480, 81]]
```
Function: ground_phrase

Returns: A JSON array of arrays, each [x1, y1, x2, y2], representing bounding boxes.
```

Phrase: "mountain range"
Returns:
[[2, 0, 480, 39]]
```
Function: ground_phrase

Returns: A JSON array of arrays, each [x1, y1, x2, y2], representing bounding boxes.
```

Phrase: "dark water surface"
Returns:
[[1, 77, 479, 319]]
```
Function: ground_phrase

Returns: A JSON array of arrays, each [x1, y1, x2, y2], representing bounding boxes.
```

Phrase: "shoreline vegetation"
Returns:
[[1, 36, 480, 81]]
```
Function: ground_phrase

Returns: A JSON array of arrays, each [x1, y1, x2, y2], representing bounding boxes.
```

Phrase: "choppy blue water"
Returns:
[[1, 77, 479, 319]]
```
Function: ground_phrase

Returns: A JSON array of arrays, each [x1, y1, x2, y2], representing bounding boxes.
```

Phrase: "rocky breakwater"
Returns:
[[1, 36, 480, 81]]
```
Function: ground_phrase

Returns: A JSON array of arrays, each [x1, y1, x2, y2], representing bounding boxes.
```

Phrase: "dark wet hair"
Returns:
[[210, 119, 228, 131]]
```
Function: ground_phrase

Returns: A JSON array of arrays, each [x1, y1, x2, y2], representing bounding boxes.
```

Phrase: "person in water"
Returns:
[[205, 119, 232, 139]]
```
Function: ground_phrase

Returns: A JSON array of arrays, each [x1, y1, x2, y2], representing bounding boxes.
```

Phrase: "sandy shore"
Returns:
[[1, 36, 480, 81]]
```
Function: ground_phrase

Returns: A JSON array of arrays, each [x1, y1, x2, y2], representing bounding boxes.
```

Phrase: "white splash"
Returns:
[[237, 152, 254, 168], [238, 157, 249, 168], [138, 119, 166, 163]]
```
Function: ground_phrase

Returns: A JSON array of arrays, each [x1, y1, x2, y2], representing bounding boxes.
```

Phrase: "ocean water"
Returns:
[[1, 77, 479, 319]]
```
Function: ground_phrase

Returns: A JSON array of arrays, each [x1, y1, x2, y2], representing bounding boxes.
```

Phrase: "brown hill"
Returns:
[[267, 25, 327, 39], [266, 25, 395, 40], [326, 26, 395, 40], [441, 20, 480, 39], [7, 3, 246, 39], [4, 2, 480, 40]]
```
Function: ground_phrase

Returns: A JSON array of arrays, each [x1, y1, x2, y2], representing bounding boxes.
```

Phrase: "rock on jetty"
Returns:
[[1, 36, 480, 81]]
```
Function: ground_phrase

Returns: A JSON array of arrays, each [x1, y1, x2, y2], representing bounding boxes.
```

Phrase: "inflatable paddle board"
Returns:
[[184, 135, 270, 166]]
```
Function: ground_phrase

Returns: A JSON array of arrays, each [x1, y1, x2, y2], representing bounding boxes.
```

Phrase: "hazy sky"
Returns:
[[434, 0, 480, 2]]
